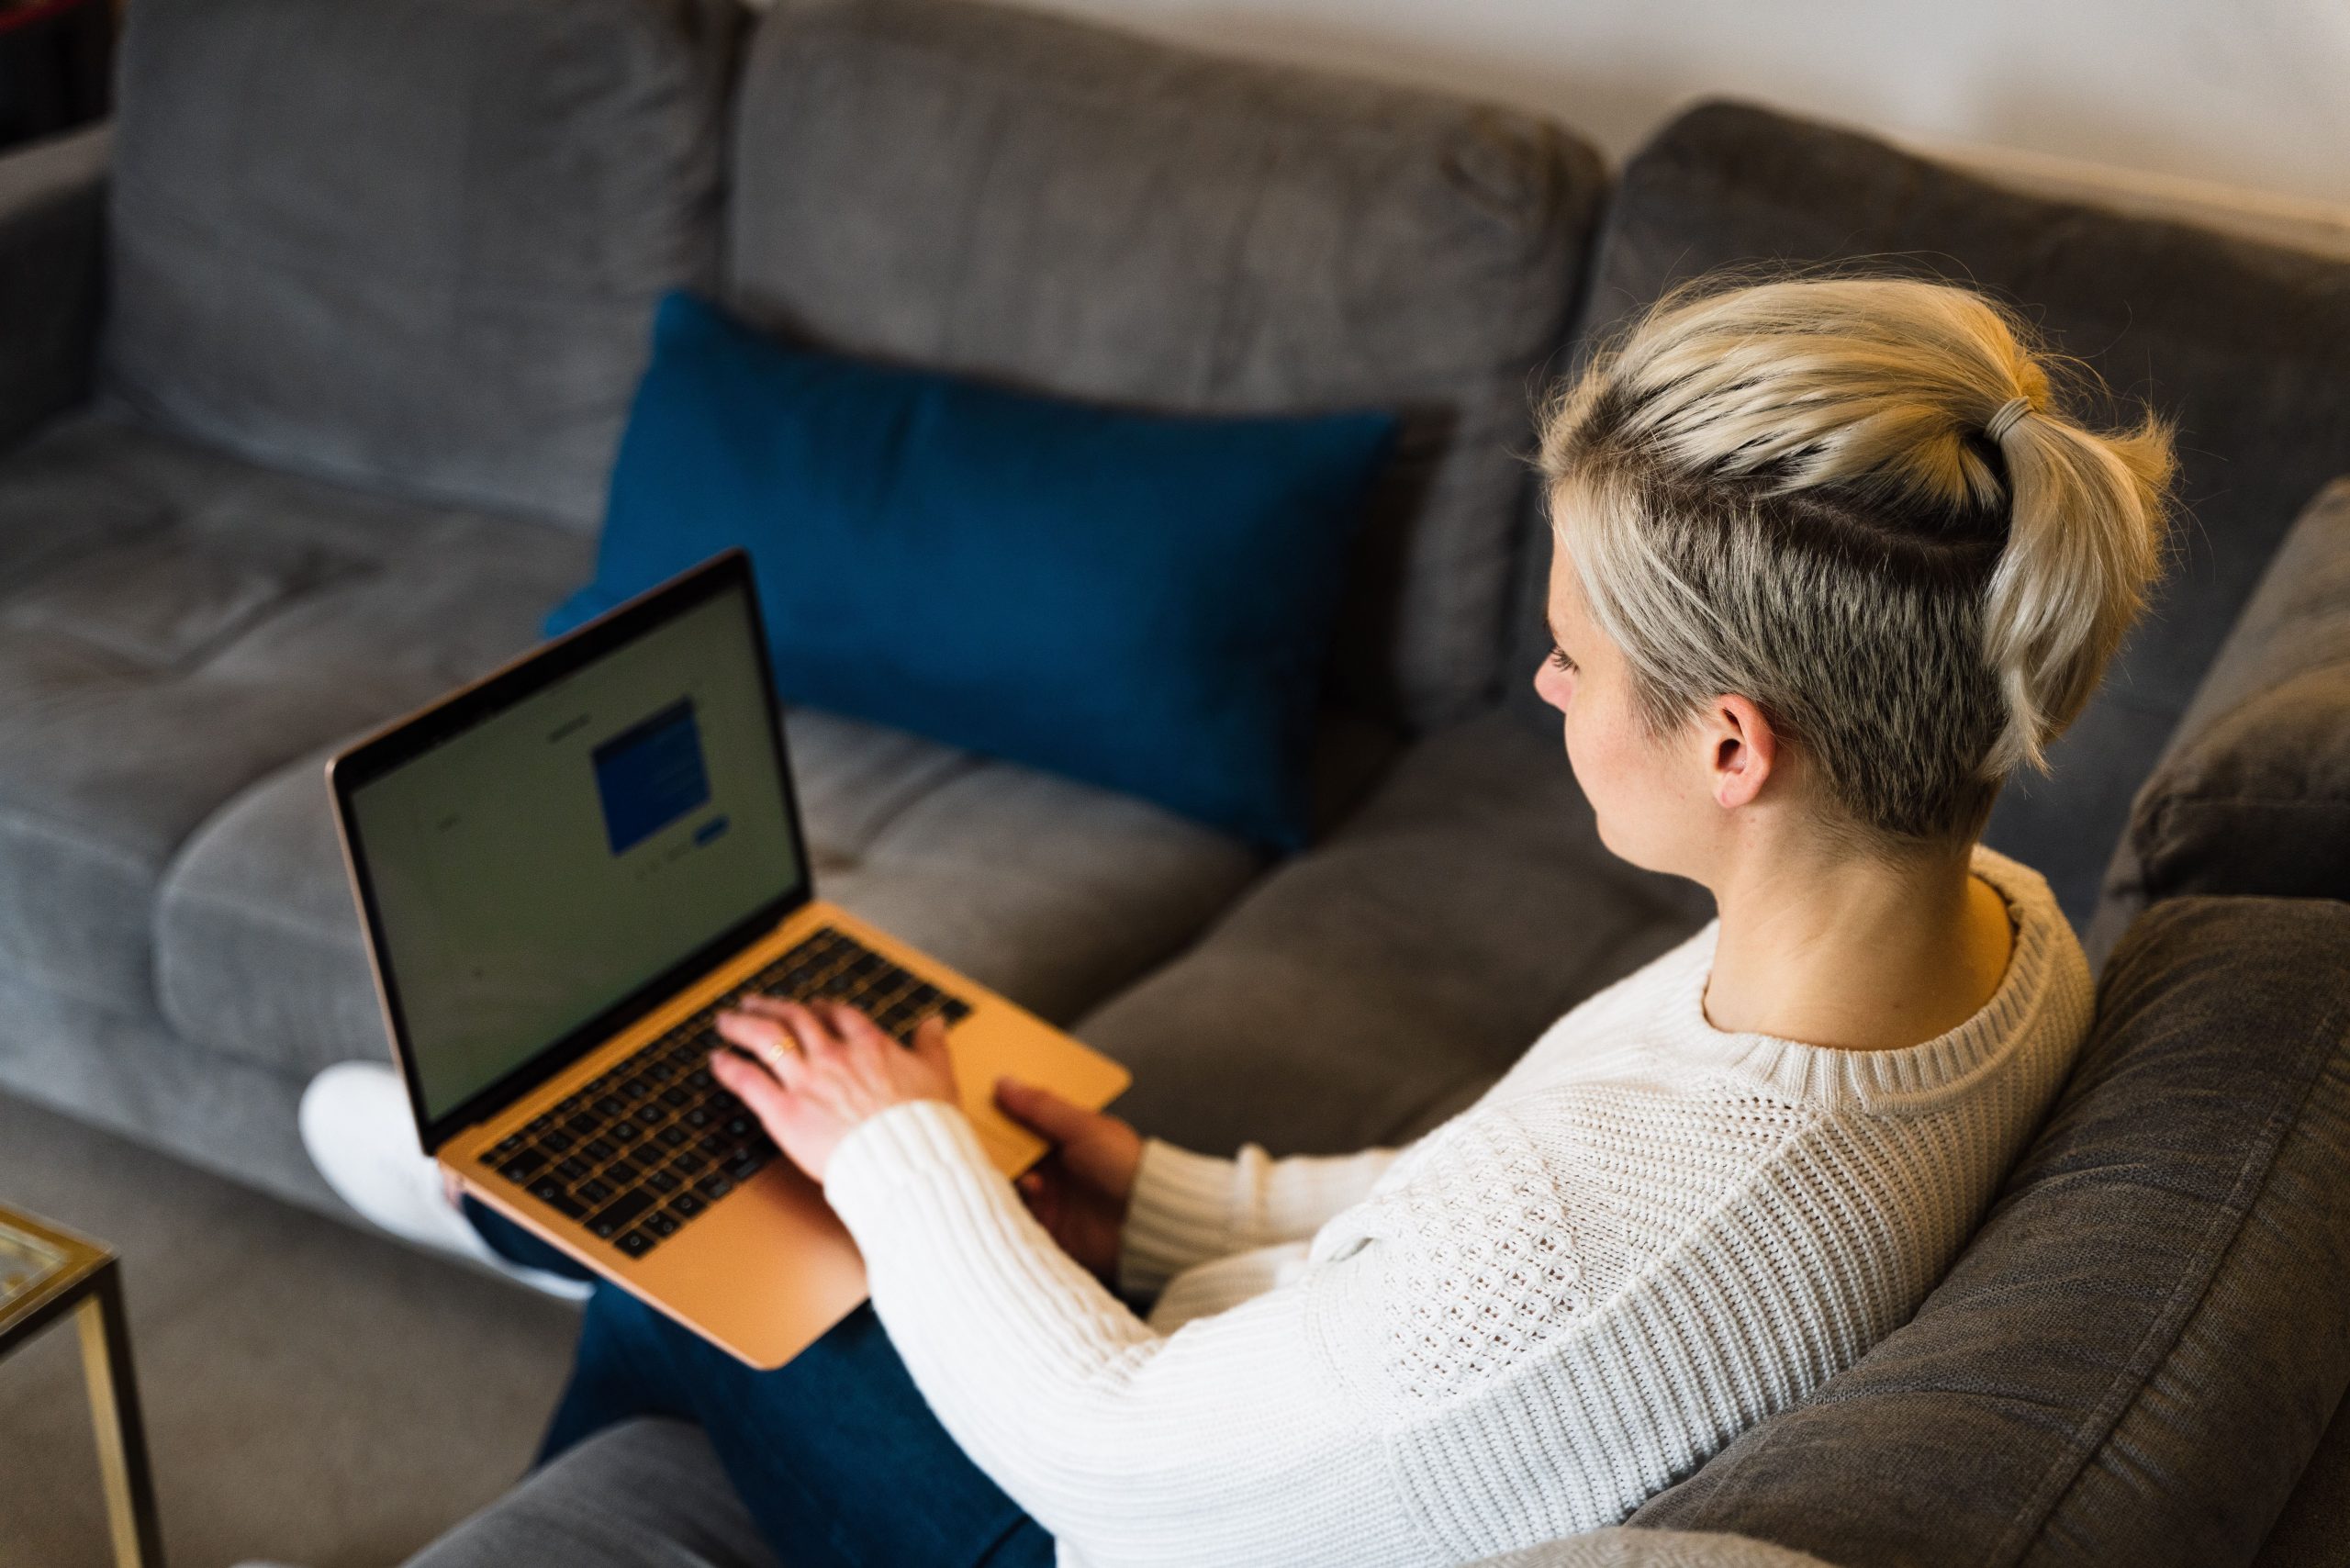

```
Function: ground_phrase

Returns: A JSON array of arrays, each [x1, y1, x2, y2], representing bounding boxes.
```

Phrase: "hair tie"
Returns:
[[1985, 397, 2032, 443]]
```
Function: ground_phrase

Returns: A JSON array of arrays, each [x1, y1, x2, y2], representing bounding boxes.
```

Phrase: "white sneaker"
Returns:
[[299, 1060, 593, 1303]]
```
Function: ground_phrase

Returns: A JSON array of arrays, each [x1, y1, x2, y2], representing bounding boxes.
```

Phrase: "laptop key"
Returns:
[[726, 1149, 769, 1181], [648, 1212, 681, 1238], [554, 1157, 590, 1183], [498, 1149, 548, 1183], [582, 1137, 617, 1162], [673, 1151, 707, 1176], [614, 1229, 655, 1258], [670, 1192, 706, 1217], [588, 1191, 655, 1239], [541, 1130, 576, 1155], [610, 1121, 643, 1145], [657, 1126, 689, 1149], [576, 1178, 614, 1205], [697, 1173, 734, 1202], [530, 1179, 588, 1220], [648, 1170, 680, 1194]]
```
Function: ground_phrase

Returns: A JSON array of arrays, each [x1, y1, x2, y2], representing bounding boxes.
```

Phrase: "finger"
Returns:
[[711, 1047, 798, 1131], [1014, 1169, 1057, 1226], [992, 1075, 1091, 1140], [910, 1012, 954, 1071], [714, 1011, 806, 1091], [761, 997, 841, 1058], [819, 1001, 893, 1053]]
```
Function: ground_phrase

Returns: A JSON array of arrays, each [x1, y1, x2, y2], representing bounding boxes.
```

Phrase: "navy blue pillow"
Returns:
[[548, 292, 1394, 849]]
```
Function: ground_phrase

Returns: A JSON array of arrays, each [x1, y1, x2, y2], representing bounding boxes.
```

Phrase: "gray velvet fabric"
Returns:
[[2087, 478, 2350, 966], [1506, 100, 2350, 930], [0, 412, 593, 1016], [1470, 1530, 1836, 1568], [1077, 709, 1718, 1159], [2257, 1387, 2350, 1568], [100, 0, 741, 529], [0, 412, 594, 1015], [156, 705, 1261, 1081], [0, 961, 335, 1215], [405, 1419, 781, 1568], [0, 123, 106, 454], [1631, 894, 2350, 1568], [729, 0, 1606, 731]]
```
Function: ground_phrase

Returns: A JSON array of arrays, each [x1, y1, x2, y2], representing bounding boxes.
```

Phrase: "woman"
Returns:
[[319, 273, 2175, 1568]]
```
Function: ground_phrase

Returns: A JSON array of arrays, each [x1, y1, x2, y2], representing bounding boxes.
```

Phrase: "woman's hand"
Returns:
[[710, 996, 957, 1186], [992, 1078, 1144, 1288]]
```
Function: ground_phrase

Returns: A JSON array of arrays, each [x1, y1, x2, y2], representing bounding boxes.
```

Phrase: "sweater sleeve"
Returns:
[[1115, 1136, 1403, 1298], [821, 1098, 1427, 1562]]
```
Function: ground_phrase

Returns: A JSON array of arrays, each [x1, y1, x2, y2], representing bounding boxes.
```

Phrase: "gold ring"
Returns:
[[759, 1037, 799, 1072]]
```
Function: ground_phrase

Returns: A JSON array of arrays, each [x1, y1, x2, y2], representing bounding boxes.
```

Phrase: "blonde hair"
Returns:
[[1537, 273, 2177, 851]]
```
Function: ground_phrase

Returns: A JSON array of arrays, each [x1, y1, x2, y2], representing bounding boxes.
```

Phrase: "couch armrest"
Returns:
[[403, 1417, 780, 1568], [2085, 476, 2350, 968], [0, 121, 109, 454]]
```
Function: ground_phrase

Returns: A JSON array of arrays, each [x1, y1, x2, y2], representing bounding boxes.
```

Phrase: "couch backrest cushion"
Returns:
[[1507, 100, 2350, 927], [2087, 478, 2350, 965], [100, 0, 740, 529], [1629, 894, 2350, 1568], [724, 0, 1605, 732]]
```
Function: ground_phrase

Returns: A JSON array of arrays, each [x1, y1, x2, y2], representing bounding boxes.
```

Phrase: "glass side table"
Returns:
[[0, 1203, 164, 1567]]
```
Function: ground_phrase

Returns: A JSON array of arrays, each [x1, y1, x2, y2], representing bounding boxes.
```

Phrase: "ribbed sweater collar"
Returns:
[[1648, 842, 2071, 1114]]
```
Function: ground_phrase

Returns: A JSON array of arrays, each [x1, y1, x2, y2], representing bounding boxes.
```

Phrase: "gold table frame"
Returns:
[[0, 1204, 164, 1567]]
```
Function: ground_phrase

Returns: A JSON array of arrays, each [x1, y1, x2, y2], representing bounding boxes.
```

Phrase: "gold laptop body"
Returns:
[[326, 550, 1129, 1369]]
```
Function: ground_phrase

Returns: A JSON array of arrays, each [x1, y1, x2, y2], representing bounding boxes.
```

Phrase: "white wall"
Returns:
[[1006, 0, 2350, 253]]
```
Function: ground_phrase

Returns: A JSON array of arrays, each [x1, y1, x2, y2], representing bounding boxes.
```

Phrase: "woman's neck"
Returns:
[[1701, 840, 2015, 1053]]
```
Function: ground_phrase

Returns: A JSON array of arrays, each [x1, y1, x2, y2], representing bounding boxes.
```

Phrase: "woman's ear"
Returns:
[[1707, 694, 1778, 811]]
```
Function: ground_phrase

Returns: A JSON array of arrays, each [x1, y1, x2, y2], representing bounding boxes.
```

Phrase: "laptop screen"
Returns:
[[342, 571, 804, 1130]]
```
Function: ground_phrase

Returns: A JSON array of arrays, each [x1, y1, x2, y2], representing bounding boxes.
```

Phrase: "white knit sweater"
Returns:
[[822, 843, 2092, 1566]]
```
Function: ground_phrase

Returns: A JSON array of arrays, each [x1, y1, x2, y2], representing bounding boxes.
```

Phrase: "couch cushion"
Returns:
[[2087, 478, 2350, 965], [407, 1418, 782, 1568], [0, 411, 594, 1014], [100, 0, 737, 528], [1508, 100, 2350, 929], [727, 0, 1606, 732], [1076, 709, 1718, 1158], [157, 700, 1260, 1083], [1630, 895, 2350, 1568]]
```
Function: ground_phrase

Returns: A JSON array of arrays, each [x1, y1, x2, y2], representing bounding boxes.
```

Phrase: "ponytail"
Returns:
[[1976, 392, 2176, 776]]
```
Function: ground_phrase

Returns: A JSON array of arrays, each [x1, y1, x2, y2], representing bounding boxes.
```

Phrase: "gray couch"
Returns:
[[3, 0, 2347, 1563]]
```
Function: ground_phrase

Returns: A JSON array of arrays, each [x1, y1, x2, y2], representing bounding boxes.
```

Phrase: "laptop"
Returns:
[[325, 548, 1132, 1368]]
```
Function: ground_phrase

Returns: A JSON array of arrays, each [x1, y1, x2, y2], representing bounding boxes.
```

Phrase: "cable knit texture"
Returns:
[[821, 843, 2091, 1566]]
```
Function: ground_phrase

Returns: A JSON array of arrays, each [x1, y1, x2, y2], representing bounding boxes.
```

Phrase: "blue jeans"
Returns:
[[465, 1199, 1056, 1568]]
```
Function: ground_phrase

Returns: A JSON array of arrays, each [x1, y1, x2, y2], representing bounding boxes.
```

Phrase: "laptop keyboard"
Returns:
[[478, 925, 972, 1260]]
